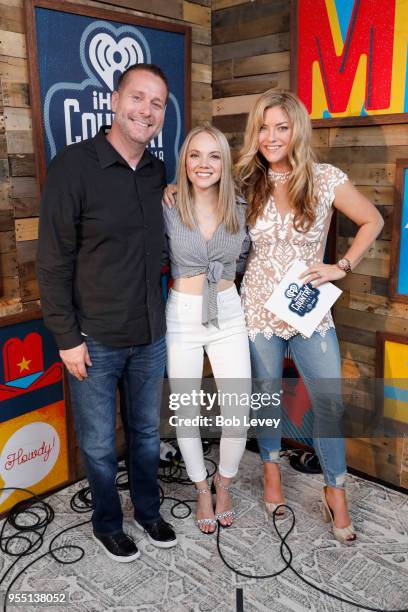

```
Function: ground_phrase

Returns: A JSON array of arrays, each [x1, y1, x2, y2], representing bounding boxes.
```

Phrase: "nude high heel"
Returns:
[[264, 501, 285, 521], [321, 486, 356, 545]]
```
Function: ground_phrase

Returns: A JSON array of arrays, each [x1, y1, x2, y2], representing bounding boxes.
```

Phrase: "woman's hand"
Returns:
[[162, 184, 177, 208], [299, 263, 346, 288]]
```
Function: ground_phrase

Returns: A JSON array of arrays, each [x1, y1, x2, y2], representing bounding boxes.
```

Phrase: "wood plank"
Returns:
[[0, 158, 8, 182], [11, 176, 37, 199], [342, 358, 375, 378], [0, 250, 17, 276], [5, 130, 33, 154], [15, 217, 38, 241], [212, 0, 289, 45], [9, 153, 35, 176], [1, 81, 29, 107], [357, 186, 394, 206], [213, 59, 233, 81], [0, 30, 26, 59], [191, 101, 212, 124], [19, 272, 39, 301], [183, 1, 210, 26], [339, 340, 376, 366], [333, 305, 408, 335], [0, 4, 24, 34], [224, 132, 244, 149], [213, 113, 248, 132], [213, 71, 289, 98], [188, 0, 211, 6], [0, 55, 27, 82], [191, 62, 211, 84], [336, 324, 376, 348], [192, 43, 211, 65], [234, 51, 290, 77], [343, 163, 395, 186], [371, 276, 389, 296], [0, 275, 20, 298], [338, 205, 392, 240], [336, 273, 372, 294], [0, 230, 15, 253], [347, 292, 408, 319], [192, 82, 211, 102], [97, 0, 183, 19], [329, 124, 408, 148], [314, 145, 408, 165], [192, 25, 211, 45], [212, 0, 249, 9], [3, 107, 31, 131], [0, 209, 13, 231], [346, 438, 402, 487], [214, 12, 289, 45], [351, 257, 389, 278], [21, 298, 40, 311], [213, 32, 290, 62], [13, 197, 39, 218], [337, 237, 390, 261], [0, 296, 22, 316], [0, 297, 22, 314], [213, 93, 261, 116]]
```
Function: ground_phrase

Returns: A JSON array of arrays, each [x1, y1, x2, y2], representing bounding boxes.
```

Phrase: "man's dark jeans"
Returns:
[[68, 335, 166, 536]]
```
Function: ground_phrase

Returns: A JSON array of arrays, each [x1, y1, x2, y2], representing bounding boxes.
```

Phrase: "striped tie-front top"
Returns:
[[163, 202, 249, 328]]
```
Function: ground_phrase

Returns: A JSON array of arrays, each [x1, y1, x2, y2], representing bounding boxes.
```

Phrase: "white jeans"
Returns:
[[166, 285, 252, 482]]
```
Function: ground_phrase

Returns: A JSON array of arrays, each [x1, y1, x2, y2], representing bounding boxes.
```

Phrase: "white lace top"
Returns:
[[240, 163, 348, 341]]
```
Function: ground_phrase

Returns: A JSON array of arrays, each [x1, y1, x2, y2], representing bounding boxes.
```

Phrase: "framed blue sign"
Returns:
[[390, 159, 408, 303], [25, 0, 191, 186]]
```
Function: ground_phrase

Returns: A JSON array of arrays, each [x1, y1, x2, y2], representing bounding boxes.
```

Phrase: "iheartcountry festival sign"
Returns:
[[25, 0, 191, 186]]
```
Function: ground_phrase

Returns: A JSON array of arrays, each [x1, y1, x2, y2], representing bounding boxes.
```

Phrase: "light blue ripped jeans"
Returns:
[[249, 327, 347, 489]]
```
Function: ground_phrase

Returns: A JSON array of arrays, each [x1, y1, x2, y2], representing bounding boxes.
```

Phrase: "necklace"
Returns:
[[268, 169, 292, 184]]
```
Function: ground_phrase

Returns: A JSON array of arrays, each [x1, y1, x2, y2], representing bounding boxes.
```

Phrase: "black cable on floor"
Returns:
[[1, 446, 407, 612]]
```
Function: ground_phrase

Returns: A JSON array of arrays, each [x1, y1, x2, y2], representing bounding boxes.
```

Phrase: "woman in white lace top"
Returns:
[[235, 90, 383, 544]]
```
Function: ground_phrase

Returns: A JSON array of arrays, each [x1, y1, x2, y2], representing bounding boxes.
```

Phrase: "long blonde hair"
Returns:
[[234, 90, 317, 231], [176, 124, 239, 233]]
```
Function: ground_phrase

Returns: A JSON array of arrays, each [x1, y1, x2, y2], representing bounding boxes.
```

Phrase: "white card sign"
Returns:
[[264, 261, 342, 337]]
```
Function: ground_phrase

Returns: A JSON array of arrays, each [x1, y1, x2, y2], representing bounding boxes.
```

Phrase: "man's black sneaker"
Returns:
[[134, 516, 177, 548], [92, 532, 140, 562]]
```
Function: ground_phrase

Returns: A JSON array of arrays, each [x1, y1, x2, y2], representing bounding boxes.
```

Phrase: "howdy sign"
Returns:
[[293, 0, 408, 122]]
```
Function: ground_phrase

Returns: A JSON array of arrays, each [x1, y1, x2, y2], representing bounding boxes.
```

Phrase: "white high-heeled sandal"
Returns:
[[195, 483, 217, 534]]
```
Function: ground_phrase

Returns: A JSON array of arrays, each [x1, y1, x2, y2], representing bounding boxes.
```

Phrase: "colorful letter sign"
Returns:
[[293, 0, 408, 123]]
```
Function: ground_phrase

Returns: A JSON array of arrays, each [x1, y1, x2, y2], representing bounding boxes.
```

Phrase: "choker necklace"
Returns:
[[268, 169, 292, 184]]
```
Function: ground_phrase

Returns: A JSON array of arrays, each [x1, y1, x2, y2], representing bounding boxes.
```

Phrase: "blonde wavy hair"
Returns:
[[234, 90, 317, 232], [176, 124, 239, 234]]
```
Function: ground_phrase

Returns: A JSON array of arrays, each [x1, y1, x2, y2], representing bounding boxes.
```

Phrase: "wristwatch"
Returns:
[[337, 257, 352, 273]]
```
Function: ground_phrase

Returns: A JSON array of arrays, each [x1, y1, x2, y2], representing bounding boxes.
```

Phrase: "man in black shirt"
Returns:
[[37, 64, 177, 561]]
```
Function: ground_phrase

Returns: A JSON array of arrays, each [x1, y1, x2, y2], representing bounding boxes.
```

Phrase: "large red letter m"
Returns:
[[297, 0, 395, 114]]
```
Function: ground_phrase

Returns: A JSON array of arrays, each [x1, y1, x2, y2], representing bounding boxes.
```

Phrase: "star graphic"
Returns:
[[17, 356, 31, 373]]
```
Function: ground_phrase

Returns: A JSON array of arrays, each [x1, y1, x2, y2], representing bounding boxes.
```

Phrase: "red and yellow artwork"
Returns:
[[0, 315, 70, 516], [0, 401, 69, 514], [0, 332, 63, 400], [295, 0, 408, 121]]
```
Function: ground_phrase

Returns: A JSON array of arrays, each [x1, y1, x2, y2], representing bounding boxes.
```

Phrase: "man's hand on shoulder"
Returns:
[[59, 342, 92, 381]]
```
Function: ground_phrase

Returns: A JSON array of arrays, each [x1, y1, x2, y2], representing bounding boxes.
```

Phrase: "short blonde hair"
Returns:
[[176, 124, 239, 233], [235, 90, 317, 231]]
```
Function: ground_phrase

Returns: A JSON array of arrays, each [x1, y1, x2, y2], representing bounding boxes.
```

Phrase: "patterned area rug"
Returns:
[[1, 448, 408, 612]]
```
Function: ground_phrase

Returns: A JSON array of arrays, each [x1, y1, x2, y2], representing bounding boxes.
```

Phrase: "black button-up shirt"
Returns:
[[37, 127, 166, 350]]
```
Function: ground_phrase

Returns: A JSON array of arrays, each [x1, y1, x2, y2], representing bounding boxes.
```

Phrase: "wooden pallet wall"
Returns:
[[212, 0, 408, 488], [0, 0, 212, 319]]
